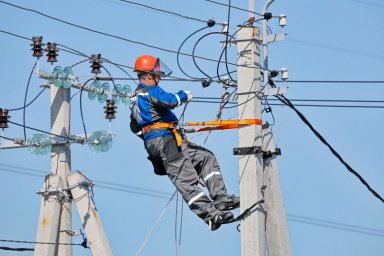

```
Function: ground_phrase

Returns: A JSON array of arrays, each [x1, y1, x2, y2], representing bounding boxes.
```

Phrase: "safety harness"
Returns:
[[142, 122, 183, 147]]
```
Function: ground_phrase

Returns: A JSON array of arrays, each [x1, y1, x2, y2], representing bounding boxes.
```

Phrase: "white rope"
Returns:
[[135, 190, 177, 256]]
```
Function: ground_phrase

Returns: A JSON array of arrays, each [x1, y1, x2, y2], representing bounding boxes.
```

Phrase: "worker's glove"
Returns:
[[183, 90, 193, 102]]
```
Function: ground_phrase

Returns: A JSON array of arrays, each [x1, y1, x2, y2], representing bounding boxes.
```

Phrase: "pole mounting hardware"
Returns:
[[233, 146, 262, 155]]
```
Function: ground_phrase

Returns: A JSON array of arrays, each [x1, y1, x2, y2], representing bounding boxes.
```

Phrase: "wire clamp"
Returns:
[[263, 148, 282, 159], [233, 146, 262, 155]]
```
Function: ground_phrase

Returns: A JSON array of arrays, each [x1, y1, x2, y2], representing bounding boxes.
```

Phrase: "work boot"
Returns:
[[208, 211, 234, 231], [214, 194, 240, 211]]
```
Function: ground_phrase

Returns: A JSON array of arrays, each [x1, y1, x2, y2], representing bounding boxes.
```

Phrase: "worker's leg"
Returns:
[[185, 141, 240, 211], [145, 136, 221, 223]]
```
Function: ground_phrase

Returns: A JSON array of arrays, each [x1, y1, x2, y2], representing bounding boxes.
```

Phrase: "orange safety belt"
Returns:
[[142, 123, 183, 147], [183, 118, 262, 133]]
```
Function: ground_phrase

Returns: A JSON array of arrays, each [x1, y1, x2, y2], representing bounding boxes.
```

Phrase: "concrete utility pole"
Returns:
[[263, 126, 291, 255], [236, 25, 266, 256], [34, 84, 72, 255], [234, 1, 291, 255], [33, 67, 113, 255]]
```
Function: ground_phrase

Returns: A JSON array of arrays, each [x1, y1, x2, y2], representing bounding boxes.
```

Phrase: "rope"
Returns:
[[135, 190, 177, 256]]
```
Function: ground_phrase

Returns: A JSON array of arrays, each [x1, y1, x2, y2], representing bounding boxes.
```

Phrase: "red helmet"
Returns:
[[133, 54, 172, 77]]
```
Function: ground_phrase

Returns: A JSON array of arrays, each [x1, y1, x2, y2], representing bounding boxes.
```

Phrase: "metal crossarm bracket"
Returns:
[[233, 146, 262, 155], [36, 187, 63, 196]]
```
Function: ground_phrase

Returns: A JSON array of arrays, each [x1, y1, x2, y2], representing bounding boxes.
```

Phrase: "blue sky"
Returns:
[[1, 0, 384, 255]]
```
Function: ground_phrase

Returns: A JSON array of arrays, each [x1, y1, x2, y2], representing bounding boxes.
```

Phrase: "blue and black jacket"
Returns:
[[129, 83, 188, 141]]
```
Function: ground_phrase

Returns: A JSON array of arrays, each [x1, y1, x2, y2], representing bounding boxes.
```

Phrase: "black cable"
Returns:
[[0, 135, 13, 141], [276, 94, 384, 204], [0, 29, 30, 40], [0, 246, 34, 251], [79, 78, 94, 139], [102, 58, 138, 86], [0, 239, 88, 248], [22, 62, 37, 142], [280, 80, 384, 84], [177, 26, 209, 80], [204, 0, 263, 16], [287, 213, 384, 235], [9, 88, 46, 112], [2, 164, 384, 237], [8, 121, 73, 141], [223, 0, 235, 83], [0, 2, 241, 68], [192, 31, 226, 80], [119, 0, 209, 24], [57, 43, 88, 58]]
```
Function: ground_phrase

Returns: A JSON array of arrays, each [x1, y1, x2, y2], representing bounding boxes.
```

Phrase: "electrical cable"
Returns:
[[191, 96, 384, 108], [0, 246, 34, 251], [0, 2, 241, 68], [192, 31, 226, 80], [1, 164, 383, 237], [79, 78, 95, 139], [8, 121, 73, 141], [8, 88, 46, 112], [102, 58, 138, 86], [204, 0, 263, 16], [0, 28, 30, 40], [286, 213, 384, 237], [276, 94, 384, 204], [279, 80, 384, 84], [119, 0, 211, 24], [223, 0, 235, 83], [177, 26, 209, 80], [22, 62, 37, 142], [57, 43, 89, 58], [0, 135, 13, 141], [0, 239, 88, 248]]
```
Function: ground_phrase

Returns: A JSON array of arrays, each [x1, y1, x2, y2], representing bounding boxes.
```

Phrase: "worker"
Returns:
[[129, 54, 239, 231]]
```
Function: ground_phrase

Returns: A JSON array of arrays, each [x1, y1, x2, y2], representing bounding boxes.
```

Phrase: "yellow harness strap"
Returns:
[[142, 123, 183, 147]]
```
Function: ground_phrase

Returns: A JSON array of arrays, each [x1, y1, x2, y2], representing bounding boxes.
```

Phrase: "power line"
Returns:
[[281, 80, 384, 84], [0, 2, 241, 68], [288, 38, 384, 60], [204, 0, 263, 16], [276, 95, 384, 204], [192, 98, 384, 109], [0, 164, 174, 200], [118, 0, 210, 24], [287, 213, 384, 237], [8, 120, 73, 141], [345, 0, 384, 8], [1, 163, 383, 237]]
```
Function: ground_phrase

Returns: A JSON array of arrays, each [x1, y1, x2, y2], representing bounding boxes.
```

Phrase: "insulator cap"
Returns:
[[270, 70, 279, 77], [207, 19, 216, 27], [0, 108, 10, 129], [201, 79, 211, 88], [90, 54, 102, 74], [104, 99, 117, 121], [46, 42, 58, 63], [263, 12, 272, 20], [31, 36, 43, 58]]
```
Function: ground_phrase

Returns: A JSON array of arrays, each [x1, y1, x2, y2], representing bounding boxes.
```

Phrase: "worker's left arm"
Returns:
[[150, 86, 189, 109]]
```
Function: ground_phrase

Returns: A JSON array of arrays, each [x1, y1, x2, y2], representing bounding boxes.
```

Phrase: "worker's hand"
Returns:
[[184, 90, 193, 102]]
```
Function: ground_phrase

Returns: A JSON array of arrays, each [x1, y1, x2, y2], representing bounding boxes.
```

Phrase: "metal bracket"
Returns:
[[262, 86, 288, 96], [263, 148, 282, 159], [266, 33, 286, 43], [233, 146, 262, 155], [36, 187, 63, 197]]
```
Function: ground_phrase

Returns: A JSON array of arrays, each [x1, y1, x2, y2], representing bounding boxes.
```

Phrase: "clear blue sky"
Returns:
[[1, 0, 384, 255]]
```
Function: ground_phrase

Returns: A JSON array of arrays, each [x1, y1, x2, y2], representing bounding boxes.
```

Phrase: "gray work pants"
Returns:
[[145, 135, 229, 222]]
